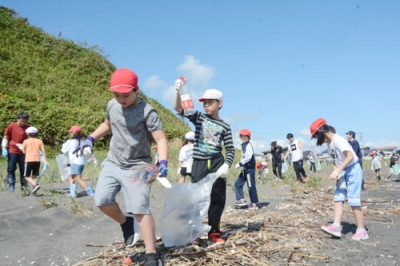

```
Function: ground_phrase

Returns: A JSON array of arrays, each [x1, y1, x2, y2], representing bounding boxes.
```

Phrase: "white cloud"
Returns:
[[143, 75, 167, 90], [178, 55, 215, 87]]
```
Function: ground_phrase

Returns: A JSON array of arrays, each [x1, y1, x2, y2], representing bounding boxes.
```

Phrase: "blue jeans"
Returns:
[[234, 169, 258, 204], [7, 153, 27, 185]]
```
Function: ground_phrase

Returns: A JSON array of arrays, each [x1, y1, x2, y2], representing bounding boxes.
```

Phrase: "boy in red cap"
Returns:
[[81, 68, 168, 265], [234, 129, 259, 210], [310, 118, 368, 241], [174, 82, 234, 244]]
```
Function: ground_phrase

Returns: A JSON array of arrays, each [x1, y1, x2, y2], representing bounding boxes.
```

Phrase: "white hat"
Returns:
[[185, 131, 195, 141], [25, 127, 38, 134], [199, 89, 223, 102]]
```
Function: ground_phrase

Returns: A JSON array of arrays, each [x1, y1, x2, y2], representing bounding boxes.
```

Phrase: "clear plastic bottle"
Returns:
[[178, 76, 195, 116]]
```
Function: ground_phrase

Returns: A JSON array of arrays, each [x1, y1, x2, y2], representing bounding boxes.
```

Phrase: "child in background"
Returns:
[[385, 153, 399, 180], [61, 126, 95, 197], [178, 131, 195, 183], [234, 129, 259, 210], [370, 151, 381, 181], [21, 127, 47, 194], [310, 118, 368, 241], [174, 81, 234, 244]]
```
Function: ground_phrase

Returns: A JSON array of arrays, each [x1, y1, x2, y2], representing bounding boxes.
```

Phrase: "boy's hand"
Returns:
[[235, 163, 241, 169], [174, 78, 185, 92], [158, 160, 168, 177], [78, 136, 95, 156], [216, 163, 229, 178]]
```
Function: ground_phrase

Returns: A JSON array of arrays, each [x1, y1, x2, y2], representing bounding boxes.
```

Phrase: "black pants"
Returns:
[[293, 160, 307, 181], [191, 155, 225, 235], [272, 161, 282, 178], [310, 162, 316, 172]]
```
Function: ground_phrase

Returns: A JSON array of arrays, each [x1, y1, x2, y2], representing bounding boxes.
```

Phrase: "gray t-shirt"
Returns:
[[105, 98, 163, 168]]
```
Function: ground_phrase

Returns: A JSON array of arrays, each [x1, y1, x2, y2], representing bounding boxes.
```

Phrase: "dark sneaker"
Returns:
[[144, 253, 161, 266], [121, 216, 139, 248], [208, 232, 225, 244], [32, 184, 41, 194]]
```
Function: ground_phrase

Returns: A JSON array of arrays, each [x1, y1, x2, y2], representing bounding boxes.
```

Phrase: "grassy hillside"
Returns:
[[0, 6, 189, 152]]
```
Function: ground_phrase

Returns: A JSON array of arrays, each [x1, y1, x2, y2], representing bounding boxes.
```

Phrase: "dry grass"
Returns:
[[73, 180, 400, 266]]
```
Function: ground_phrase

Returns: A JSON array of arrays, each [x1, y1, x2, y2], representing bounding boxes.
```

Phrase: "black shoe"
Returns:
[[144, 253, 161, 266], [32, 184, 41, 194], [121, 216, 139, 248]]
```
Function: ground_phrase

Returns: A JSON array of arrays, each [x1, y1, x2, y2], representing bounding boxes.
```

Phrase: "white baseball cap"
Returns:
[[199, 89, 223, 102], [26, 127, 38, 134], [185, 131, 195, 141]]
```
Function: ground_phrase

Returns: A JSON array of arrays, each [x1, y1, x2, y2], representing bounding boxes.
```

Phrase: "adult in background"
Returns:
[[2, 112, 30, 192], [270, 141, 284, 180], [285, 133, 308, 184], [346, 130, 364, 190]]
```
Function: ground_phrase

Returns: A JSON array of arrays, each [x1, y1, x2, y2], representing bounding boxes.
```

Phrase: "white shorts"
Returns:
[[94, 160, 152, 214]]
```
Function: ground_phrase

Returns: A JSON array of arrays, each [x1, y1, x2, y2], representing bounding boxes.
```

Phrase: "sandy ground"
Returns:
[[1, 166, 400, 266]]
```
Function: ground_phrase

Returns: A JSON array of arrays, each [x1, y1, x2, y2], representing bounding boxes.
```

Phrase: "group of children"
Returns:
[[8, 124, 95, 197], [4, 68, 372, 265]]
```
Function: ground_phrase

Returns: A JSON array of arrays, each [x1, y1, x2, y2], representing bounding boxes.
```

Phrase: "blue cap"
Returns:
[[346, 130, 355, 137]]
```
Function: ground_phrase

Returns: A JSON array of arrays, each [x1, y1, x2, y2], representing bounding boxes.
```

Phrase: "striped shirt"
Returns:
[[186, 111, 234, 166]]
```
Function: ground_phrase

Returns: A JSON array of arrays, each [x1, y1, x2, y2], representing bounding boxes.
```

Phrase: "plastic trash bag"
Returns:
[[282, 161, 288, 173], [390, 164, 399, 175], [316, 160, 321, 171], [337, 171, 347, 190], [160, 173, 217, 247], [56, 154, 69, 181]]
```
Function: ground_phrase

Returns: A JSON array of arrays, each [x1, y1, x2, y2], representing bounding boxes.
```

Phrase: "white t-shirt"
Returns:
[[287, 139, 302, 162], [327, 134, 358, 167], [61, 139, 86, 165], [178, 143, 194, 172]]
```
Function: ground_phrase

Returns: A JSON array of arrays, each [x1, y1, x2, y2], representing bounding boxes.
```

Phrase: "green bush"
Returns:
[[0, 6, 190, 151]]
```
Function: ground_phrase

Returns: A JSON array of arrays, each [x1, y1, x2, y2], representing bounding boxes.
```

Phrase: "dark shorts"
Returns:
[[24, 162, 40, 177]]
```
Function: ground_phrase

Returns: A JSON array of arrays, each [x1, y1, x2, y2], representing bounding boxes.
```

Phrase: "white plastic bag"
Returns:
[[56, 154, 69, 181], [282, 161, 288, 173], [160, 173, 217, 247], [337, 171, 347, 190]]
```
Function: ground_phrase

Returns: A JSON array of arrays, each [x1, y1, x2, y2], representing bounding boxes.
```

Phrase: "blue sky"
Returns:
[[3, 0, 400, 153]]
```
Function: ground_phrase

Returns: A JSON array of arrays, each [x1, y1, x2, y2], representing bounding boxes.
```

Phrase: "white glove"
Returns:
[[216, 163, 229, 178], [16, 143, 24, 151], [174, 78, 185, 92], [235, 163, 241, 169]]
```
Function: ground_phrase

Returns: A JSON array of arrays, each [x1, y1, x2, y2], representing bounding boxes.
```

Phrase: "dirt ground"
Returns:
[[1, 166, 400, 266]]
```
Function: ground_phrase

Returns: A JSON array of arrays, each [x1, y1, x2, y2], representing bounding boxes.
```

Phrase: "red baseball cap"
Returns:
[[68, 125, 82, 133], [109, 68, 138, 93], [310, 118, 326, 138]]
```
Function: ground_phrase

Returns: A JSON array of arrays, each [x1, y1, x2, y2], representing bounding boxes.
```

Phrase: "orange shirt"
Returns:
[[22, 138, 44, 162]]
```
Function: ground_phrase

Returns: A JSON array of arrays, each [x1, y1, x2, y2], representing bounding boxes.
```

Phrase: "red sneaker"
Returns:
[[208, 232, 225, 244], [296, 180, 302, 184], [303, 177, 309, 182]]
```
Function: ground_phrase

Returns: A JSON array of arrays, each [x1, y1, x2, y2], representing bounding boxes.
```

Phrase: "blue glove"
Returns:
[[79, 136, 95, 156], [2, 148, 8, 158], [158, 160, 168, 177]]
